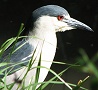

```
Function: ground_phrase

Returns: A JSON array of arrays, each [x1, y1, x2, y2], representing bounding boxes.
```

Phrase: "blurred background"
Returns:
[[0, 0, 98, 90]]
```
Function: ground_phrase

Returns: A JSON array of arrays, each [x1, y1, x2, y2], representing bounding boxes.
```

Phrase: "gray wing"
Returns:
[[1, 39, 34, 62], [0, 39, 34, 75]]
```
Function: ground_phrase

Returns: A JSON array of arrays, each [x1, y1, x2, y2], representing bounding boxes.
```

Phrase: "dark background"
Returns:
[[0, 0, 98, 90]]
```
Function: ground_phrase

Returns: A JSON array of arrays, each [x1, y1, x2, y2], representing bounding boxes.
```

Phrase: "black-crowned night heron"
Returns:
[[0, 5, 93, 90]]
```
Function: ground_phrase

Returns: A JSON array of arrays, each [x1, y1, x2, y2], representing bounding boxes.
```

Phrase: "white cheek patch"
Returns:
[[55, 25, 74, 32], [36, 15, 75, 32], [50, 16, 75, 32], [54, 21, 74, 32]]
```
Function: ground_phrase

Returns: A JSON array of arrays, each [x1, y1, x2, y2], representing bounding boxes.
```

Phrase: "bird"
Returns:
[[0, 5, 93, 90]]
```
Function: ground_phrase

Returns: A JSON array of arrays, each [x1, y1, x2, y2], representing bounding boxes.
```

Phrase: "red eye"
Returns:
[[57, 15, 64, 21]]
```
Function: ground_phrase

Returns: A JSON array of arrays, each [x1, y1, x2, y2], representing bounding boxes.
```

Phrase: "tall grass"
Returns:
[[0, 24, 97, 90]]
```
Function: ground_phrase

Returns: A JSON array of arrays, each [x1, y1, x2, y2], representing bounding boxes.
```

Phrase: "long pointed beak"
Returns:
[[63, 17, 93, 32]]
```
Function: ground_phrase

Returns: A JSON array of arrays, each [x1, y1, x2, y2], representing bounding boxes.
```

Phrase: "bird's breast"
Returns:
[[28, 31, 57, 84], [28, 31, 57, 61]]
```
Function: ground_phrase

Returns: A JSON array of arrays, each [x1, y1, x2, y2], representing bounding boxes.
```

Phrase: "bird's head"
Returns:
[[30, 5, 93, 33]]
